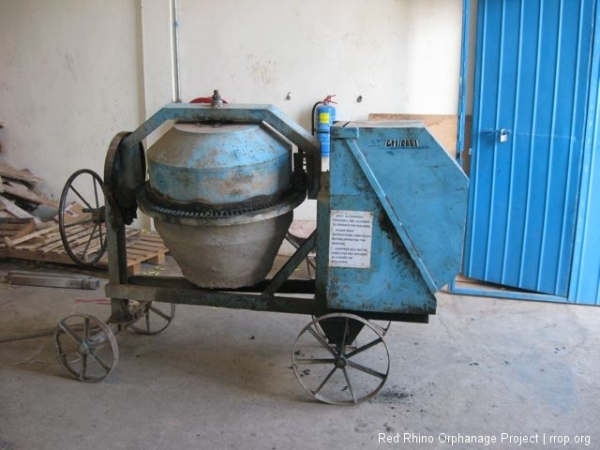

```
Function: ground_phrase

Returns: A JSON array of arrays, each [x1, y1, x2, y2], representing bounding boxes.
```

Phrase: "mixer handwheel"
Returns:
[[58, 169, 107, 267], [130, 302, 176, 335], [54, 314, 118, 382], [292, 313, 390, 405]]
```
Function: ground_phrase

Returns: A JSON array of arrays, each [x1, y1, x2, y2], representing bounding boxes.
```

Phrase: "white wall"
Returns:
[[144, 0, 464, 129], [142, 0, 464, 221], [0, 0, 464, 223], [0, 0, 143, 200]]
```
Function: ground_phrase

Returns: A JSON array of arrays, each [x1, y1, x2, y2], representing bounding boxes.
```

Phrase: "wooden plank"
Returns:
[[139, 232, 164, 241], [124, 231, 142, 241], [70, 236, 104, 255], [3, 181, 59, 208], [128, 262, 142, 275], [7, 247, 75, 265], [0, 195, 35, 220], [146, 253, 166, 265], [0, 162, 43, 185], [84, 237, 107, 255], [7, 270, 101, 290], [0, 223, 27, 231], [2, 218, 35, 246], [4, 224, 58, 246], [125, 248, 155, 257], [128, 242, 165, 252]]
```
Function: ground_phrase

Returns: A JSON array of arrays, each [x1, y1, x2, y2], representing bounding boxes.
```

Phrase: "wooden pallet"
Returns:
[[97, 230, 167, 274], [0, 218, 36, 258], [4, 223, 168, 274]]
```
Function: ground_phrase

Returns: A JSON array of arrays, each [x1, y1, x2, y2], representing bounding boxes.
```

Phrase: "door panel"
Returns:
[[463, 0, 595, 296]]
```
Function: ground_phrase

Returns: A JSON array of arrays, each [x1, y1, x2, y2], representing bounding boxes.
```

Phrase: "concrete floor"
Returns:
[[0, 257, 599, 450]]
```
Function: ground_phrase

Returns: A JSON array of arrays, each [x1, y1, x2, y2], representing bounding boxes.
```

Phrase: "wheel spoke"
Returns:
[[341, 317, 349, 351], [58, 350, 79, 362], [346, 360, 387, 380], [145, 310, 151, 331], [307, 326, 337, 357], [312, 366, 338, 395], [345, 337, 384, 359], [58, 322, 83, 346], [87, 348, 111, 374], [81, 224, 97, 260], [342, 367, 357, 404], [83, 317, 91, 341], [93, 177, 101, 210], [98, 223, 105, 250], [80, 354, 88, 381], [294, 358, 335, 365], [69, 185, 94, 211], [149, 305, 171, 322], [87, 335, 108, 347]]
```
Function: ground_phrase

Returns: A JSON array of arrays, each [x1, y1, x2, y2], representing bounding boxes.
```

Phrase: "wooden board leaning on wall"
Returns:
[[368, 114, 472, 176]]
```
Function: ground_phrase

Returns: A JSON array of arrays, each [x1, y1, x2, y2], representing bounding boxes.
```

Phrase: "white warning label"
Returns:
[[329, 210, 373, 269]]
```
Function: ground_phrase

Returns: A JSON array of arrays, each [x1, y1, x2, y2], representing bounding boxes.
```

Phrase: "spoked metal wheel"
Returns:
[[130, 302, 176, 335], [292, 313, 390, 405], [312, 315, 391, 338], [58, 169, 107, 267], [54, 314, 118, 382]]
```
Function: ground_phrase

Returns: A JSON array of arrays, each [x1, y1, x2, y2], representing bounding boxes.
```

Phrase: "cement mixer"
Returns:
[[54, 92, 468, 405]]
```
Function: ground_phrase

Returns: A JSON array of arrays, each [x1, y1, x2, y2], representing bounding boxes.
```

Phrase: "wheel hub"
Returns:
[[77, 342, 89, 355], [334, 356, 347, 369]]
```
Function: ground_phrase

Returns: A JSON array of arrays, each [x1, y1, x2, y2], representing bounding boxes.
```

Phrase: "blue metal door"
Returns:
[[463, 0, 596, 296]]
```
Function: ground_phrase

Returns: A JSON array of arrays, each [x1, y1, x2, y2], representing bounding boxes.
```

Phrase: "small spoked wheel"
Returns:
[[312, 315, 391, 338], [54, 314, 118, 382], [58, 169, 107, 267], [292, 313, 390, 405], [130, 302, 176, 335]]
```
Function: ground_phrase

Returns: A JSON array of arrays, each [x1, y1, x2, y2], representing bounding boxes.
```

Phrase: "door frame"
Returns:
[[450, 0, 600, 303]]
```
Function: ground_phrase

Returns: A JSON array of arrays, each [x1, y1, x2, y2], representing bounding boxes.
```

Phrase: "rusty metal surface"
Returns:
[[104, 132, 146, 226]]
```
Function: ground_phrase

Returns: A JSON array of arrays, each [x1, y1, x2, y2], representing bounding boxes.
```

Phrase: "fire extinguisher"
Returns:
[[311, 95, 336, 158]]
